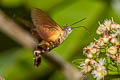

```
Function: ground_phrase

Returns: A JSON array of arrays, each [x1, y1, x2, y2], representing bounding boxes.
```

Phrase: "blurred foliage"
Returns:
[[0, 0, 120, 80]]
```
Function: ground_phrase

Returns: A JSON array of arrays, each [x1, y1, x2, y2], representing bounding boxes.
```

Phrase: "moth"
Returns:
[[31, 8, 86, 68]]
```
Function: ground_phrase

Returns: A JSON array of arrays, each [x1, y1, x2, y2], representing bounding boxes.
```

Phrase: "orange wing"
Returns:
[[31, 8, 63, 42]]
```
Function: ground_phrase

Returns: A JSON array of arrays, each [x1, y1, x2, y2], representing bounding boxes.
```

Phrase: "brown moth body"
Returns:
[[31, 8, 73, 67]]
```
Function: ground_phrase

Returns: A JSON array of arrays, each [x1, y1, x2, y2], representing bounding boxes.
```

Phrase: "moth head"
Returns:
[[62, 26, 73, 35]]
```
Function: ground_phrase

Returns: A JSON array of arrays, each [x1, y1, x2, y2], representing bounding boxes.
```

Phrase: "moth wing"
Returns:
[[31, 28, 43, 42], [31, 8, 63, 41]]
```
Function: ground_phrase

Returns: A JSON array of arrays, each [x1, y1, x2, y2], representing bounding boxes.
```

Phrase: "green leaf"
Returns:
[[108, 64, 117, 72], [107, 57, 111, 64], [117, 64, 120, 72], [72, 59, 85, 70], [72, 59, 85, 66]]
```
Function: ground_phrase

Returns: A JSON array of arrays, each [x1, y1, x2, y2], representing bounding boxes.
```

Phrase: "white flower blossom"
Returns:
[[92, 59, 107, 80], [99, 58, 106, 66], [97, 24, 106, 34], [78, 19, 120, 80], [80, 61, 92, 73], [108, 46, 117, 54], [110, 37, 118, 44], [86, 53, 93, 58], [104, 20, 112, 27], [117, 29, 120, 35]]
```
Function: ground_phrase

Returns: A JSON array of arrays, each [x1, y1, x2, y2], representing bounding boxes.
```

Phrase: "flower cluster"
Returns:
[[80, 58, 107, 80], [80, 19, 120, 80]]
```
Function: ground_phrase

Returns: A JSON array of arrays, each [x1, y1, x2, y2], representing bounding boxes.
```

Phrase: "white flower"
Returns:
[[80, 61, 92, 73], [91, 48, 98, 54], [91, 67, 107, 80], [110, 23, 120, 30], [79, 19, 120, 80], [87, 42, 95, 49], [86, 53, 93, 58], [84, 42, 97, 54], [91, 59, 107, 80], [104, 20, 112, 28], [103, 37, 109, 43], [108, 46, 117, 54], [97, 20, 113, 34], [117, 29, 120, 35], [112, 55, 116, 59], [110, 37, 118, 44], [111, 33, 117, 37], [97, 38, 105, 46], [110, 23, 117, 29], [90, 59, 97, 65], [99, 58, 105, 66], [80, 62, 85, 66], [85, 58, 90, 64], [97, 24, 106, 34]]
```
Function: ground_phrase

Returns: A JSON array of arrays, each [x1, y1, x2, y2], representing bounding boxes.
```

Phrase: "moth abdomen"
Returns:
[[34, 41, 55, 67]]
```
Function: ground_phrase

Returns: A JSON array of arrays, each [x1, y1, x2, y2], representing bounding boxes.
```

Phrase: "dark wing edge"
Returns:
[[31, 8, 58, 28]]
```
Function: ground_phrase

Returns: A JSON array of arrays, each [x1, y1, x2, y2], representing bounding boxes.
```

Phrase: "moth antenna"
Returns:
[[70, 17, 86, 26], [72, 26, 96, 41]]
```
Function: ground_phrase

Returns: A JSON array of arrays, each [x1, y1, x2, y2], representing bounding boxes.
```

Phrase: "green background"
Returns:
[[0, 0, 120, 80]]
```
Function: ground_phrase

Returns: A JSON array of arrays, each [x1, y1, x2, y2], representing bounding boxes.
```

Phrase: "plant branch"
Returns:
[[0, 9, 85, 80]]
